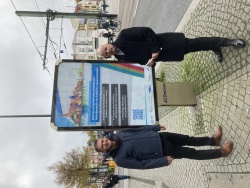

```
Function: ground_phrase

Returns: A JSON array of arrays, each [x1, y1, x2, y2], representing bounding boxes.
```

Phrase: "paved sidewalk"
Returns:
[[114, 0, 250, 187]]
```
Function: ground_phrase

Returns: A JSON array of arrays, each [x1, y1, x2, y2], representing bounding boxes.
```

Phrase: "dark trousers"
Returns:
[[159, 132, 222, 160], [184, 37, 230, 54]]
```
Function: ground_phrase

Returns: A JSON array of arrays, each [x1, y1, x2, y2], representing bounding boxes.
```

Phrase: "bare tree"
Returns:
[[48, 147, 90, 188]]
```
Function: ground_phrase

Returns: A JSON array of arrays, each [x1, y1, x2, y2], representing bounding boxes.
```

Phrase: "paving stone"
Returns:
[[245, 93, 250, 106], [247, 163, 250, 172]]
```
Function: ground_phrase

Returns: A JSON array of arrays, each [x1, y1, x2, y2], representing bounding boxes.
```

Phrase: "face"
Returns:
[[96, 137, 114, 153], [99, 44, 116, 57]]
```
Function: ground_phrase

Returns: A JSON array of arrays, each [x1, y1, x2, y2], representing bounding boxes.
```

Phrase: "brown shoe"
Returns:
[[213, 126, 222, 146], [220, 141, 233, 157]]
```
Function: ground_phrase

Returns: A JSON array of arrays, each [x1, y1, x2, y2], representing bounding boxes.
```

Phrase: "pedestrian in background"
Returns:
[[103, 174, 130, 188]]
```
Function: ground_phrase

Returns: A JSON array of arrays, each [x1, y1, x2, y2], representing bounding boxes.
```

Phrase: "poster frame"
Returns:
[[50, 59, 159, 131]]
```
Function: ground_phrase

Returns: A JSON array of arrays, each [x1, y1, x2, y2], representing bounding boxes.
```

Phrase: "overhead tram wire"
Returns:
[[31, 1, 67, 69], [56, 16, 71, 59], [56, 0, 76, 56], [63, 0, 76, 40], [45, 67, 54, 80], [33, 0, 46, 28], [22, 17, 42, 32], [21, 17, 51, 65], [10, 0, 44, 63], [32, 0, 55, 66], [32, 0, 61, 64], [33, 0, 58, 61], [11, 0, 52, 79], [51, 0, 67, 58], [60, 23, 70, 57], [52, 0, 71, 58], [21, 17, 56, 64], [58, 17, 63, 59]]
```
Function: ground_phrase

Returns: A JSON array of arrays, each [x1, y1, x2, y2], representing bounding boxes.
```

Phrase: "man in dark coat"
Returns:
[[94, 125, 233, 169], [97, 27, 245, 64]]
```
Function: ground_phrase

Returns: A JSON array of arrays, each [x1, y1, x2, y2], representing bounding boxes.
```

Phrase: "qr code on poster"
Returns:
[[132, 109, 144, 120]]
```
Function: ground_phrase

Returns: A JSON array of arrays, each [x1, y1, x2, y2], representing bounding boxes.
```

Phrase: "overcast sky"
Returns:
[[0, 1, 91, 187]]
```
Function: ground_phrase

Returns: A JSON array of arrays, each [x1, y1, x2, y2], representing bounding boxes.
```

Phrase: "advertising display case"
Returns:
[[51, 60, 159, 131]]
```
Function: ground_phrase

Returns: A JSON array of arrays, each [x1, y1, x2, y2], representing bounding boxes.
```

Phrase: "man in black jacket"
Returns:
[[94, 125, 233, 169], [97, 27, 245, 65]]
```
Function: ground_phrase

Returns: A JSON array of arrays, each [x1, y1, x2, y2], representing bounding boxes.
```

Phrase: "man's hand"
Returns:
[[146, 52, 160, 67], [152, 52, 159, 60], [159, 125, 166, 130], [146, 58, 155, 67], [166, 156, 174, 165]]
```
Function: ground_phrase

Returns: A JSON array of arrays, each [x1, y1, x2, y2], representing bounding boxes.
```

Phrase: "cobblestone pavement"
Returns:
[[115, 0, 250, 187]]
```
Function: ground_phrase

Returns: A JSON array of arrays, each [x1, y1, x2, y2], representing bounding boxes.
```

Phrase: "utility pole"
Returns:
[[43, 10, 54, 69], [16, 9, 117, 69], [15, 10, 117, 19], [0, 115, 51, 118]]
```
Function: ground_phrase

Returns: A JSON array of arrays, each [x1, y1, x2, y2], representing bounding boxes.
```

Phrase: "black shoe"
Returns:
[[213, 48, 223, 62], [228, 39, 246, 47]]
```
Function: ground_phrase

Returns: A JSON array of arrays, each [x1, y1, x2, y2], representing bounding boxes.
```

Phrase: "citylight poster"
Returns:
[[51, 60, 158, 130]]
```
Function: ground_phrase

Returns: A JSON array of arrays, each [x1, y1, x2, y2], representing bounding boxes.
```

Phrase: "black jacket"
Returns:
[[112, 27, 186, 65], [109, 125, 167, 169]]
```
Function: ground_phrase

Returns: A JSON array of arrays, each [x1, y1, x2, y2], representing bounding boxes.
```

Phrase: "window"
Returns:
[[78, 40, 85, 44], [79, 48, 85, 52], [87, 19, 97, 24], [79, 55, 85, 59], [79, 19, 85, 24], [87, 31, 93, 37]]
